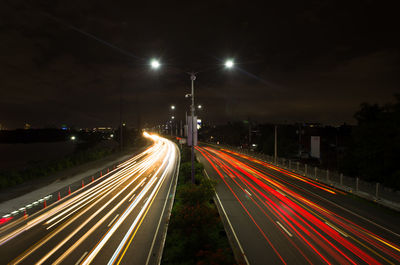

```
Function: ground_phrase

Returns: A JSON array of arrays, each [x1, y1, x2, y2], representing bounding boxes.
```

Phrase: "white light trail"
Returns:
[[83, 141, 174, 264], [4, 134, 177, 265], [105, 140, 176, 265]]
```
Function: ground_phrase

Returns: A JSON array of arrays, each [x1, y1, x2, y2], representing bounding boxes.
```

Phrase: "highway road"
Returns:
[[196, 146, 400, 265], [0, 133, 179, 265]]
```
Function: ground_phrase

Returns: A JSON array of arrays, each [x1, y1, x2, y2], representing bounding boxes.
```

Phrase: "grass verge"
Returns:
[[162, 147, 236, 265]]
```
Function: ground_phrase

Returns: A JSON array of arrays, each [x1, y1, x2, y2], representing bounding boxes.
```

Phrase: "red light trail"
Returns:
[[197, 146, 400, 265]]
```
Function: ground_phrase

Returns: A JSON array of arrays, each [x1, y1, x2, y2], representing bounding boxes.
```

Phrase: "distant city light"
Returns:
[[171, 116, 175, 119], [225, 59, 234, 68], [171, 105, 175, 110], [198, 104, 202, 109], [70, 136, 76, 141], [150, 59, 160, 69], [110, 134, 114, 138]]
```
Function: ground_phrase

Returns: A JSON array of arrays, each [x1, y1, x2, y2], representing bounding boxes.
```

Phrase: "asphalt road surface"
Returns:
[[0, 133, 179, 265], [196, 145, 400, 265]]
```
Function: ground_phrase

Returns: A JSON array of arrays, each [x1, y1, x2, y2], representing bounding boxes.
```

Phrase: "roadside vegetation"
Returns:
[[0, 128, 147, 190], [0, 142, 115, 189], [162, 146, 236, 265], [199, 95, 400, 190]]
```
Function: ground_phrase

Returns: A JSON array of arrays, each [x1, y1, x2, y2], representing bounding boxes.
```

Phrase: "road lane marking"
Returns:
[[204, 170, 250, 265], [50, 178, 149, 265], [85, 139, 174, 265], [276, 221, 293, 237], [108, 214, 119, 227], [45, 181, 126, 230], [21, 173, 150, 265], [275, 189, 286, 197], [75, 251, 88, 265], [128, 194, 136, 202], [145, 144, 180, 265], [108, 141, 176, 265], [325, 221, 348, 237], [246, 154, 400, 238]]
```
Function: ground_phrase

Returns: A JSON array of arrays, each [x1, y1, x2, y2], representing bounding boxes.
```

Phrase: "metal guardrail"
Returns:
[[0, 160, 125, 226], [203, 143, 400, 212]]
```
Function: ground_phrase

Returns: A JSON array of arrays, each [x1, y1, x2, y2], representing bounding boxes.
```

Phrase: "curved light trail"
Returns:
[[0, 133, 178, 265]]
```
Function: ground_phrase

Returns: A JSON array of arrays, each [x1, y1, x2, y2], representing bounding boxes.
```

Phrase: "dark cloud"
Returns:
[[0, 0, 399, 128]]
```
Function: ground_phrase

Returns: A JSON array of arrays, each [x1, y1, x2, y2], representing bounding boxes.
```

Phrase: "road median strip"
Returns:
[[161, 146, 236, 265]]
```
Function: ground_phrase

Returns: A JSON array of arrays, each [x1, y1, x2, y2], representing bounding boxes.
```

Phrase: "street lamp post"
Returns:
[[274, 125, 278, 164], [170, 105, 175, 137], [149, 59, 234, 184], [119, 75, 124, 152], [190, 73, 196, 184], [171, 116, 175, 136], [188, 61, 233, 184]]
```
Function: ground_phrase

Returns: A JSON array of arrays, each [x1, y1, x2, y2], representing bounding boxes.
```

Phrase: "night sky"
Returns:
[[1, 0, 399, 129]]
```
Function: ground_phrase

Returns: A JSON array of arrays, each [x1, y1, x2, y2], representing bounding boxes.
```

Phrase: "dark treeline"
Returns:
[[341, 95, 400, 189], [0, 129, 69, 143], [199, 95, 400, 190], [0, 127, 139, 147], [0, 127, 145, 190]]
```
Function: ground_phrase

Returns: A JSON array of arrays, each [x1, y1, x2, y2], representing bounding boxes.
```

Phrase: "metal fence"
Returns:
[[209, 143, 400, 211]]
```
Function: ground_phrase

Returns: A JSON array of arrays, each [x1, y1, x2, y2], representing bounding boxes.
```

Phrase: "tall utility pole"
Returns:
[[119, 76, 123, 152], [170, 105, 176, 137], [274, 125, 278, 164], [136, 93, 141, 132], [190, 73, 196, 184], [248, 118, 252, 149], [298, 124, 303, 159]]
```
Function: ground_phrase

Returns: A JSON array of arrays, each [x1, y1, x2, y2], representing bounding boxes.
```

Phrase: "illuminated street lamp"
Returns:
[[150, 59, 160, 69], [188, 62, 234, 183], [225, 59, 234, 68], [153, 59, 234, 183], [169, 104, 175, 136]]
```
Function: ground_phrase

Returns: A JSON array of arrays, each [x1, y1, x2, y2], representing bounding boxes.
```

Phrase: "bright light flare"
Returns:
[[150, 59, 160, 69], [225, 59, 234, 68], [143, 131, 160, 141]]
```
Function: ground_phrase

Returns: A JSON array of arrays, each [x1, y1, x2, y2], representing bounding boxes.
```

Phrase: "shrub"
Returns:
[[162, 147, 235, 265]]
